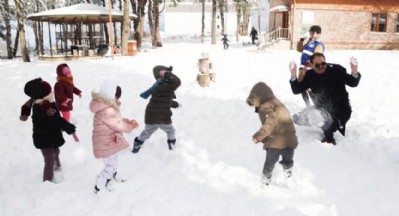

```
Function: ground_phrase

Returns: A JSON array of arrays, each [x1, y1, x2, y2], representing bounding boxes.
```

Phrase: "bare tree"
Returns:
[[121, 0, 130, 55], [0, 0, 13, 59], [218, 0, 225, 36], [201, 0, 205, 43], [234, 0, 241, 42], [14, 0, 30, 62], [211, 0, 216, 44]]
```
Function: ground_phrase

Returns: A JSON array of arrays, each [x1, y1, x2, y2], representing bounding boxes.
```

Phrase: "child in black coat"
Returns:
[[20, 78, 78, 183]]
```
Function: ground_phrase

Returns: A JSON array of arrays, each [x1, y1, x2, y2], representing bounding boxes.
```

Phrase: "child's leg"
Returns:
[[138, 124, 159, 142], [95, 154, 118, 190], [40, 148, 56, 182], [159, 124, 176, 150], [159, 124, 176, 140], [54, 147, 61, 171], [279, 148, 294, 169], [262, 149, 281, 179], [61, 111, 71, 122], [132, 125, 159, 153]]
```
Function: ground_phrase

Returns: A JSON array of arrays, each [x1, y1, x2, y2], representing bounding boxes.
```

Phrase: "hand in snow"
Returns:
[[252, 138, 260, 144], [78, 93, 82, 99], [72, 133, 80, 142]]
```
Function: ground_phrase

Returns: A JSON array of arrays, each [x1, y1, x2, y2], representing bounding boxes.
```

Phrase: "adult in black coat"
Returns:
[[133, 66, 181, 153], [289, 53, 361, 144], [250, 27, 258, 45]]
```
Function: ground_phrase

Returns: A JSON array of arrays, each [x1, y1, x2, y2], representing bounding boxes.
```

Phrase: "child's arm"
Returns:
[[20, 99, 34, 121], [163, 72, 181, 90], [103, 108, 137, 133], [253, 105, 277, 143], [73, 86, 82, 97]]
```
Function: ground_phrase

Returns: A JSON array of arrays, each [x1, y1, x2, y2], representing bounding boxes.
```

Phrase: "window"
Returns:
[[396, 14, 399, 33], [371, 13, 387, 32]]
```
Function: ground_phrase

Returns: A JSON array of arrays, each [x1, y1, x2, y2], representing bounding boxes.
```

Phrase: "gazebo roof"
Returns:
[[27, 3, 137, 24]]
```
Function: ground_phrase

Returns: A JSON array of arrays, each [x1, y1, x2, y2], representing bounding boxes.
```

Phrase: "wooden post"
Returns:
[[108, 0, 114, 59], [48, 20, 53, 57]]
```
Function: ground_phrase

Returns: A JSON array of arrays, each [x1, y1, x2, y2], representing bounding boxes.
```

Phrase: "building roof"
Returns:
[[27, 3, 137, 24]]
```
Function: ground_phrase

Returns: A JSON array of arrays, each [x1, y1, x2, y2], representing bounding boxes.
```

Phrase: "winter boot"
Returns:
[[283, 168, 293, 179], [167, 139, 176, 150], [94, 179, 113, 194], [132, 137, 144, 154], [260, 174, 272, 186], [113, 172, 126, 183]]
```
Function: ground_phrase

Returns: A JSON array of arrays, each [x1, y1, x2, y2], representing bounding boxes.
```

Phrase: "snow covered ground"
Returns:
[[0, 38, 398, 216]]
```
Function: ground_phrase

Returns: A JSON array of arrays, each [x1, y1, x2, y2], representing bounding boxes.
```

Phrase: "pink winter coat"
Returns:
[[89, 92, 134, 159]]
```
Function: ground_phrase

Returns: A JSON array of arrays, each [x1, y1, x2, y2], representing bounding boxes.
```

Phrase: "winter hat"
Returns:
[[24, 78, 52, 99], [99, 80, 118, 100], [153, 65, 173, 79], [56, 63, 71, 76]]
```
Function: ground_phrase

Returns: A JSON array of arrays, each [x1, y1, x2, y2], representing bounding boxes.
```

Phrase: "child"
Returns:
[[132, 65, 181, 153], [54, 63, 82, 122], [221, 34, 230, 50], [20, 78, 78, 183], [89, 80, 139, 193], [246, 82, 298, 185]]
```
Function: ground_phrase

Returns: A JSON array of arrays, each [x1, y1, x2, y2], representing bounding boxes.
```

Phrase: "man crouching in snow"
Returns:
[[247, 82, 298, 186]]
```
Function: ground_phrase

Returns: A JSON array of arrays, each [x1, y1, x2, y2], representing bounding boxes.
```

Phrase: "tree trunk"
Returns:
[[218, 0, 225, 36], [211, 0, 216, 44], [147, 0, 156, 48], [14, 0, 30, 62], [121, 0, 130, 55], [39, 22, 44, 55], [241, 2, 250, 36], [235, 1, 241, 42], [102, 0, 109, 44], [201, 0, 205, 43], [2, 0, 13, 59], [13, 31, 19, 58], [154, 0, 162, 47]]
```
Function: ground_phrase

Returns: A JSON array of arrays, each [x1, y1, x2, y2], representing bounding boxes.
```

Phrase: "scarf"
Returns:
[[57, 75, 74, 86]]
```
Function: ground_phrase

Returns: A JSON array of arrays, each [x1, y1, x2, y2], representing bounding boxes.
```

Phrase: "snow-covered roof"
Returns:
[[27, 3, 137, 24]]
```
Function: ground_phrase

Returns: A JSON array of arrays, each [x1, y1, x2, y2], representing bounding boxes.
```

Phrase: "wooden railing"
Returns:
[[258, 27, 289, 48]]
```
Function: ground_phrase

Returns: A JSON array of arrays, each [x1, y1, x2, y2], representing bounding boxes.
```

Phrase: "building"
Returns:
[[269, 0, 399, 49]]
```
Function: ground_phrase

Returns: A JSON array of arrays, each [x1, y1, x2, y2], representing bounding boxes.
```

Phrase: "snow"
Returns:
[[0, 38, 399, 216]]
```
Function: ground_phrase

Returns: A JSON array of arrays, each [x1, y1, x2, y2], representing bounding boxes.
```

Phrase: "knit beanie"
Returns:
[[24, 78, 52, 99]]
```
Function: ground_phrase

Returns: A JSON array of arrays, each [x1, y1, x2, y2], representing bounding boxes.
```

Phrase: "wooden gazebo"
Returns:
[[27, 3, 137, 59]]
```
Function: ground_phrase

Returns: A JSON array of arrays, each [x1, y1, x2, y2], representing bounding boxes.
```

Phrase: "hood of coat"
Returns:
[[246, 82, 276, 107], [90, 91, 119, 113], [153, 65, 173, 80]]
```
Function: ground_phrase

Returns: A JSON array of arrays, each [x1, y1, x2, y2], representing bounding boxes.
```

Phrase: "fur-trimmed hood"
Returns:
[[246, 82, 276, 108], [90, 91, 119, 113]]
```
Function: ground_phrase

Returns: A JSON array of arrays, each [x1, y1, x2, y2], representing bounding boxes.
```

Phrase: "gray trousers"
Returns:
[[138, 124, 176, 142], [263, 148, 294, 178]]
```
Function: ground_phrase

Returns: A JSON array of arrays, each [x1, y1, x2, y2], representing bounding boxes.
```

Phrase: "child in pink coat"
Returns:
[[89, 80, 139, 193]]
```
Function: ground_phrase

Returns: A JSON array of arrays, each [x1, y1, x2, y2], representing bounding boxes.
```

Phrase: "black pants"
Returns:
[[263, 148, 294, 178], [40, 147, 61, 182]]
